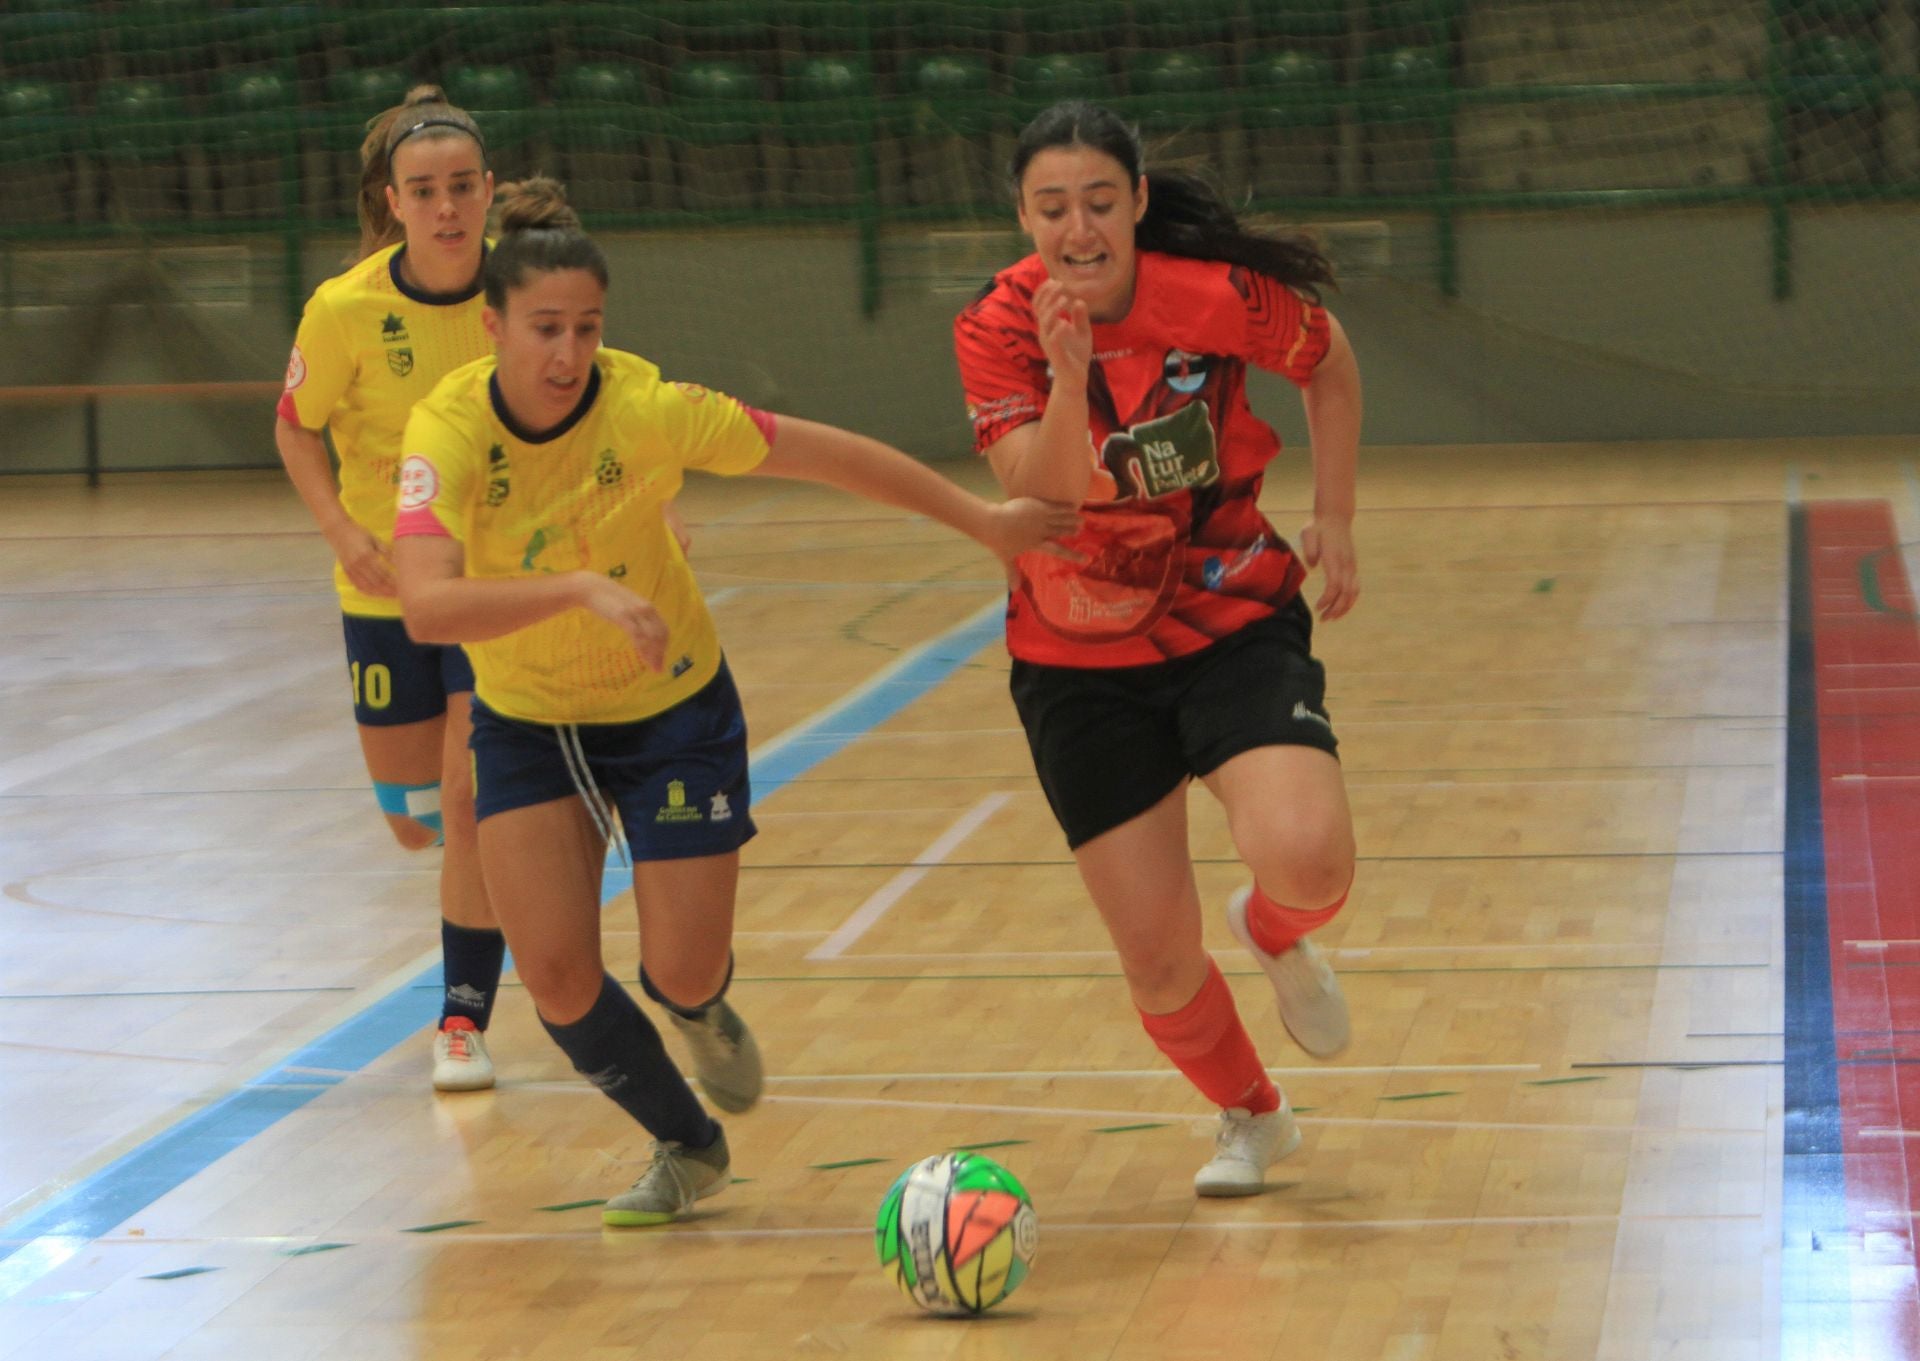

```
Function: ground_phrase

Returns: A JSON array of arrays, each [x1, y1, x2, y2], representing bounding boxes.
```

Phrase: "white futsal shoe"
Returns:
[[1194, 1100, 1303, 1197], [431, 1017, 496, 1092], [1226, 886, 1351, 1059], [668, 998, 764, 1113]]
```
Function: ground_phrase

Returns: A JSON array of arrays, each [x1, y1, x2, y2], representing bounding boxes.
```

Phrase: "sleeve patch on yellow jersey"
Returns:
[[285, 344, 306, 391], [671, 381, 710, 404], [399, 455, 439, 511]]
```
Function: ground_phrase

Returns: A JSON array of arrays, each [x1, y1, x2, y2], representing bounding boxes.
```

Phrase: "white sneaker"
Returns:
[[1194, 1101, 1303, 1197], [432, 1017, 495, 1092], [1227, 886, 1350, 1058], [667, 999, 763, 1114], [602, 1128, 731, 1227]]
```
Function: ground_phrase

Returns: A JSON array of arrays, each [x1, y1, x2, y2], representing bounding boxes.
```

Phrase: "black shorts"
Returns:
[[1009, 597, 1338, 850], [469, 660, 757, 861], [341, 614, 475, 727]]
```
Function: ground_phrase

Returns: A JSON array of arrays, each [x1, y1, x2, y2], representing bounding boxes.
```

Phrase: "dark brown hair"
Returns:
[[355, 85, 487, 261], [484, 177, 610, 308]]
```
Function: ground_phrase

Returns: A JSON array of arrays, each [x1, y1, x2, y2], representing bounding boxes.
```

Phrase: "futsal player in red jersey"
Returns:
[[954, 100, 1364, 1196]]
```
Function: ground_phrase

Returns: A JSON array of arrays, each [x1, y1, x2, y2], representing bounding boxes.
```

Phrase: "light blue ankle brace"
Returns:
[[374, 780, 444, 844]]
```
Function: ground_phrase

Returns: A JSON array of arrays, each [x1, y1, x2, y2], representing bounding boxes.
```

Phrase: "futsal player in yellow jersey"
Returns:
[[392, 178, 1076, 1224], [272, 87, 508, 1093]]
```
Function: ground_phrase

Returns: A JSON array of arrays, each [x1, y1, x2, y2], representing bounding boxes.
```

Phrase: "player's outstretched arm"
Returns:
[[752, 417, 1079, 566]]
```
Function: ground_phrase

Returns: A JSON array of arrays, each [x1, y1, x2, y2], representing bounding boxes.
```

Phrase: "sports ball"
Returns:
[[874, 1151, 1038, 1315]]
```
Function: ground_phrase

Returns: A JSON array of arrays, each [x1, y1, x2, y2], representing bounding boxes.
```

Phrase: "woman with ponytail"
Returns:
[[390, 177, 1075, 1225], [953, 99, 1365, 1197], [273, 86, 508, 1093]]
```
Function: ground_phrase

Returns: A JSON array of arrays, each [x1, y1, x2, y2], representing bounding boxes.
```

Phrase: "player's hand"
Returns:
[[325, 521, 397, 598], [982, 498, 1082, 566], [1032, 279, 1092, 386], [664, 501, 692, 555], [577, 573, 669, 670], [1299, 515, 1359, 622]]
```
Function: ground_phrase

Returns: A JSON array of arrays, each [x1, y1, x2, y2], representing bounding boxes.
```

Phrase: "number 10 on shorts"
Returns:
[[350, 660, 392, 711]]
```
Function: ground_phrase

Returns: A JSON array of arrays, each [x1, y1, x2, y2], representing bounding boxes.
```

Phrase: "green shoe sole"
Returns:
[[601, 1208, 675, 1227]]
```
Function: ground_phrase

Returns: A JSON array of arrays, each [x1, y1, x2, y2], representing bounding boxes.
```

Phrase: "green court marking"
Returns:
[[1525, 1075, 1608, 1087], [1093, 1122, 1169, 1134], [1380, 1090, 1461, 1103], [951, 1139, 1030, 1152], [811, 1158, 887, 1171], [1290, 1105, 1317, 1114], [1534, 577, 1556, 593], [142, 1266, 218, 1280], [535, 1200, 605, 1213], [280, 1242, 352, 1257], [730, 1177, 754, 1184], [400, 1220, 481, 1234]]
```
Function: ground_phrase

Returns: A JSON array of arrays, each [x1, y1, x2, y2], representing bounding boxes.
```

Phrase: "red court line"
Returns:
[[1808, 500, 1920, 1350]]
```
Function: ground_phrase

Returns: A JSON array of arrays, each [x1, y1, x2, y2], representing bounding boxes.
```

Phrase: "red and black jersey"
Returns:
[[954, 250, 1331, 668]]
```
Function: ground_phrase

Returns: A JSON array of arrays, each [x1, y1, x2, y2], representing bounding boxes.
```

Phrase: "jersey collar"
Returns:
[[389, 244, 488, 306], [489, 362, 602, 444]]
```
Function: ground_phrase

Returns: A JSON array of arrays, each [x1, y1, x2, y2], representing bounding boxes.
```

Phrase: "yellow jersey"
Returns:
[[394, 348, 774, 725], [280, 242, 492, 617]]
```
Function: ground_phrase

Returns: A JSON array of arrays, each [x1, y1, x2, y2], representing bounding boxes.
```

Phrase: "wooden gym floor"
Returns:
[[2, 439, 1917, 1360]]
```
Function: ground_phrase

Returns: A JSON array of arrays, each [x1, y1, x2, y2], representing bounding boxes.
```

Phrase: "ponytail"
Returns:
[[1137, 170, 1336, 302], [354, 85, 487, 262], [1010, 100, 1336, 300]]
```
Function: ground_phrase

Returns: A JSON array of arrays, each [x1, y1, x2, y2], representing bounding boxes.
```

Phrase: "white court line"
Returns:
[[25, 1211, 1762, 1252], [805, 793, 1011, 960], [759, 1092, 1765, 1138], [836, 942, 1685, 963], [765, 1064, 1540, 1082]]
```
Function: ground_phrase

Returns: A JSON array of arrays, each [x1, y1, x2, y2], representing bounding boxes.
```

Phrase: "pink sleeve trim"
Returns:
[[276, 390, 304, 426], [741, 404, 778, 449], [393, 504, 453, 539]]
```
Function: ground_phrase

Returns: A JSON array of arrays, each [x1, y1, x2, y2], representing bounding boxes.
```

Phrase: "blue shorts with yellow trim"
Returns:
[[469, 660, 757, 862], [342, 614, 476, 727]]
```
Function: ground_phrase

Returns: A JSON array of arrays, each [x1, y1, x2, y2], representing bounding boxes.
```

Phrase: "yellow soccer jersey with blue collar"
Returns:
[[395, 348, 774, 725], [280, 242, 492, 617]]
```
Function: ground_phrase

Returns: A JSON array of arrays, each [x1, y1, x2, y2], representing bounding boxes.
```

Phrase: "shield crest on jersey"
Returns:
[[386, 347, 414, 377]]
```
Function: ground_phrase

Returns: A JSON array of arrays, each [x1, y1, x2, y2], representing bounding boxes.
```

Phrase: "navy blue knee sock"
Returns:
[[639, 952, 733, 1021], [440, 921, 506, 1030], [540, 974, 718, 1148]]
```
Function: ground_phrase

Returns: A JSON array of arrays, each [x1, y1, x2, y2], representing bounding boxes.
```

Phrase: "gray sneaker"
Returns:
[[602, 1127, 731, 1227], [668, 999, 763, 1113]]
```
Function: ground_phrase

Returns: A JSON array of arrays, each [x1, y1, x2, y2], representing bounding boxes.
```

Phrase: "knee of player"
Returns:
[[519, 956, 606, 1016], [374, 780, 446, 850], [642, 958, 726, 1011]]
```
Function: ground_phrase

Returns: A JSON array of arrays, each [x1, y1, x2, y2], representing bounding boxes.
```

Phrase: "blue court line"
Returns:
[[1780, 505, 1853, 1360], [0, 598, 1007, 1291]]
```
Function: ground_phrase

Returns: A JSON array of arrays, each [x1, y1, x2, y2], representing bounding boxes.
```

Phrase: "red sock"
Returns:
[[1138, 959, 1279, 1113], [1246, 880, 1349, 956]]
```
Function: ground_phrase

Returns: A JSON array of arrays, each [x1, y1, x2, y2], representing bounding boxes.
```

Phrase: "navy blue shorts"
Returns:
[[1009, 597, 1339, 850], [341, 614, 476, 728], [469, 661, 758, 861]]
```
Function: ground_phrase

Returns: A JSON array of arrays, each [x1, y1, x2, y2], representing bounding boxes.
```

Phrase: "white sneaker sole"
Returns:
[[1193, 1109, 1304, 1198]]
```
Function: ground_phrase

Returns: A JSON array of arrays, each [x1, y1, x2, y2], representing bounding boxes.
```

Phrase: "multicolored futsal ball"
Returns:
[[874, 1152, 1038, 1315]]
